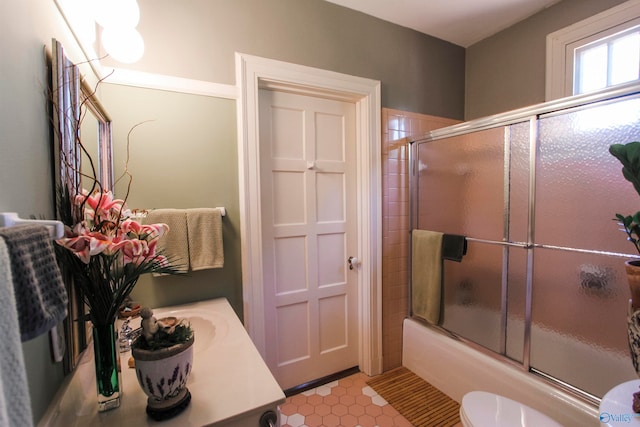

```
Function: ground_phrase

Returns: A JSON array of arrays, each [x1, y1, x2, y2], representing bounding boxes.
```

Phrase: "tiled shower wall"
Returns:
[[381, 108, 459, 371]]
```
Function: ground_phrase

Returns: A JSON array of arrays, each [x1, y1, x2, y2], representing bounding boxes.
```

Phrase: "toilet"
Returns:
[[460, 391, 563, 427]]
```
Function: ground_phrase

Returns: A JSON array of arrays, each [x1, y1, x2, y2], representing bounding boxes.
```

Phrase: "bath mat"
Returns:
[[366, 366, 460, 427]]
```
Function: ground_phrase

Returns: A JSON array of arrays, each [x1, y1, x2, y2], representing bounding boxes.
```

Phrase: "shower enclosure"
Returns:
[[410, 82, 640, 401]]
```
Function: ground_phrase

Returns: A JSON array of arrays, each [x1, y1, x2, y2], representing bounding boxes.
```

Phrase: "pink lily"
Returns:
[[140, 223, 169, 241], [120, 219, 142, 235], [56, 234, 92, 263], [121, 239, 151, 265], [86, 231, 111, 255]]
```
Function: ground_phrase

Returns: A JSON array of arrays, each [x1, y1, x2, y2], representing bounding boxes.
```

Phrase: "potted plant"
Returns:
[[131, 307, 195, 421], [609, 141, 640, 310]]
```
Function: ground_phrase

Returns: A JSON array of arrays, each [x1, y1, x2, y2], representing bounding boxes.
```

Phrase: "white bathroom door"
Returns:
[[258, 89, 359, 390]]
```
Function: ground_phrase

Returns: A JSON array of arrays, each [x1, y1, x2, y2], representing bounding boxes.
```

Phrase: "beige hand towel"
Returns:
[[144, 209, 189, 273], [411, 229, 443, 325], [187, 208, 224, 270]]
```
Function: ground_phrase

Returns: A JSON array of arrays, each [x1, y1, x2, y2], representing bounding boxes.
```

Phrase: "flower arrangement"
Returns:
[[55, 188, 181, 327], [48, 43, 184, 411], [609, 141, 640, 254], [51, 138, 183, 410]]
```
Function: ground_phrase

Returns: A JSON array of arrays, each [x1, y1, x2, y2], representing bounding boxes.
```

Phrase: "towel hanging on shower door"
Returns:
[[411, 229, 443, 325]]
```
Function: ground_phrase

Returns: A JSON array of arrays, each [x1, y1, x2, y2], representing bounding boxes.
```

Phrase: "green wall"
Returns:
[[465, 0, 628, 119], [1, 0, 98, 423], [100, 84, 243, 317], [97, 0, 470, 320], [102, 0, 466, 119]]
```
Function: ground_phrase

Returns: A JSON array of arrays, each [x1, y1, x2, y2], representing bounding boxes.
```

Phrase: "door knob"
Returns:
[[348, 256, 359, 270]]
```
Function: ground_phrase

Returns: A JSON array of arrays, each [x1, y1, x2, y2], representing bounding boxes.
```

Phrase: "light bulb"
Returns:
[[101, 27, 144, 63]]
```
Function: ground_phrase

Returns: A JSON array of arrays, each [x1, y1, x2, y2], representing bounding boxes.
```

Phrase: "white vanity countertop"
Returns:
[[40, 298, 285, 427]]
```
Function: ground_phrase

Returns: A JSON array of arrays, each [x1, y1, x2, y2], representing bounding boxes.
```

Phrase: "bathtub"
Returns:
[[403, 317, 600, 426]]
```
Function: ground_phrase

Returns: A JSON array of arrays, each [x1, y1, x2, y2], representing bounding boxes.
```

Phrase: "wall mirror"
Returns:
[[79, 81, 114, 192], [50, 38, 114, 372]]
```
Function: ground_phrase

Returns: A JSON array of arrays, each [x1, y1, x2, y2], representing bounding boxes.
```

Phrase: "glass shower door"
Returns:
[[416, 123, 529, 358], [413, 89, 640, 399], [531, 96, 640, 397]]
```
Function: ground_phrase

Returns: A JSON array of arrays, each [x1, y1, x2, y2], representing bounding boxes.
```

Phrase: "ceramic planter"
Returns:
[[131, 335, 195, 421]]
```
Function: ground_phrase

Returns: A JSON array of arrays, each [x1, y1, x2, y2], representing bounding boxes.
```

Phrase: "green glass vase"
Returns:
[[93, 322, 122, 411]]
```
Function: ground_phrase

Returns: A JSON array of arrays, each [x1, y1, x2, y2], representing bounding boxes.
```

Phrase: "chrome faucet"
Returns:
[[119, 318, 141, 352]]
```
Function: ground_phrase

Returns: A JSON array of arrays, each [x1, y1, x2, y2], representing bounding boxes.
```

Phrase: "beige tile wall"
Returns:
[[381, 109, 460, 371]]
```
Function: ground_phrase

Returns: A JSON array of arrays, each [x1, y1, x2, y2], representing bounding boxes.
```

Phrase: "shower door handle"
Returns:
[[348, 256, 359, 270]]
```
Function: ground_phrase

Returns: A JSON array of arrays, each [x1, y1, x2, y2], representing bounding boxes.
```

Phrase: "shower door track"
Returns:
[[408, 81, 640, 406], [412, 81, 640, 144]]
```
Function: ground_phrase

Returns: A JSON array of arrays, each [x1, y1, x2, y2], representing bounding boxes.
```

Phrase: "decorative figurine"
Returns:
[[140, 307, 158, 344]]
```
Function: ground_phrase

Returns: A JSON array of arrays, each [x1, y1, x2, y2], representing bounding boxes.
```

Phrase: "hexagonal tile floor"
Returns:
[[278, 372, 414, 427]]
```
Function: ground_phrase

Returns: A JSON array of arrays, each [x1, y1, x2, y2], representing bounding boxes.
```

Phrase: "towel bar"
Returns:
[[130, 207, 226, 219], [0, 212, 64, 239]]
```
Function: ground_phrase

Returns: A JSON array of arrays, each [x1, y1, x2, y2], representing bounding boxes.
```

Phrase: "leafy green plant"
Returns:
[[133, 322, 193, 351], [609, 141, 640, 254]]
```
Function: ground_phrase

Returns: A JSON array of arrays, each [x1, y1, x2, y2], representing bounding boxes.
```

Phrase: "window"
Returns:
[[546, 0, 640, 100], [573, 26, 640, 94]]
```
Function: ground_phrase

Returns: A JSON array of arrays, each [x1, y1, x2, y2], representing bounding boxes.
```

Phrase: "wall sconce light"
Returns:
[[101, 27, 145, 64], [94, 0, 144, 64]]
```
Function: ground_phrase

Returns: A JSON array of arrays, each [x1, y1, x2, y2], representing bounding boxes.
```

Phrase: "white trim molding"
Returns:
[[546, 0, 640, 101], [101, 67, 238, 99], [235, 53, 383, 377]]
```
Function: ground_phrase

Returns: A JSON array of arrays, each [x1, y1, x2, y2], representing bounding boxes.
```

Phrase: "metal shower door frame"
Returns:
[[408, 81, 640, 405]]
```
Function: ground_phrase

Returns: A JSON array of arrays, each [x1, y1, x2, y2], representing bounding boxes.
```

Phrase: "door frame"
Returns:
[[235, 53, 383, 377]]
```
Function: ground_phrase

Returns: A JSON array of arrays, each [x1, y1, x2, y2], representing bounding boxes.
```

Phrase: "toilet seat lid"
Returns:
[[461, 391, 563, 427]]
